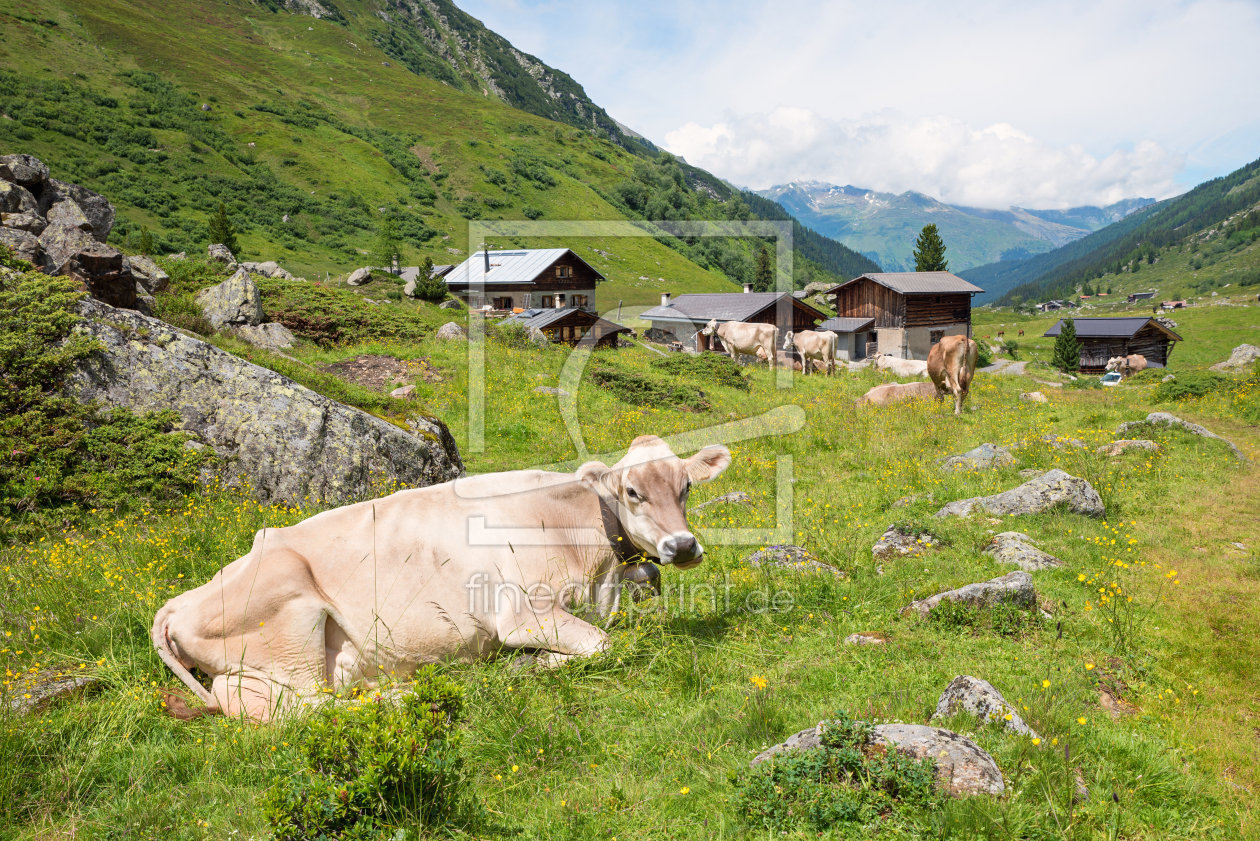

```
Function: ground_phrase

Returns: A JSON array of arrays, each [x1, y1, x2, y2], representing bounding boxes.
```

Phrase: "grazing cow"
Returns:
[[152, 436, 731, 721], [997, 331, 1005, 339], [870, 352, 930, 379], [1018, 329, 1024, 337], [755, 346, 804, 371], [856, 381, 938, 407], [701, 319, 777, 367], [1105, 354, 1147, 378], [927, 335, 980, 415], [783, 330, 837, 376]]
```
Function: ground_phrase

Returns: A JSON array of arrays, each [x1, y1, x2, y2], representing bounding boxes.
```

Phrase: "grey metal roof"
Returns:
[[640, 292, 824, 323], [398, 264, 453, 282], [500, 307, 630, 335], [825, 272, 985, 296], [1042, 317, 1183, 341], [817, 316, 876, 333], [445, 248, 603, 287]]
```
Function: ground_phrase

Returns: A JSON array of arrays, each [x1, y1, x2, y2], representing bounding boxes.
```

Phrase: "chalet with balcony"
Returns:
[[444, 248, 602, 311], [823, 272, 984, 360]]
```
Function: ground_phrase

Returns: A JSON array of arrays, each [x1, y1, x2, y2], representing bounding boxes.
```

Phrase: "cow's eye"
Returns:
[[626, 488, 639, 501]]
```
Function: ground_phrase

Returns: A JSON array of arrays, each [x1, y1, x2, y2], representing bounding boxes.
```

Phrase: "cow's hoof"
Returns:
[[621, 562, 660, 601]]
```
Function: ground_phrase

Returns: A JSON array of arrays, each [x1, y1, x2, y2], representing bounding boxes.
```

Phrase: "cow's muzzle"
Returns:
[[658, 533, 703, 567]]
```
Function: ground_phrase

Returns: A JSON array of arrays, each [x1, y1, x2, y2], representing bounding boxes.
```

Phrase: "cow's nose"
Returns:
[[662, 534, 697, 561]]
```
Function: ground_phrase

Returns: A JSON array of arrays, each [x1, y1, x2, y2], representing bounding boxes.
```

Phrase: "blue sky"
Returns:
[[457, 0, 1260, 209]]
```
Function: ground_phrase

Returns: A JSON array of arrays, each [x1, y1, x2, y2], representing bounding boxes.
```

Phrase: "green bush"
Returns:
[[487, 320, 533, 350], [1152, 371, 1230, 403], [257, 278, 430, 347], [265, 668, 472, 839], [731, 709, 940, 832], [926, 599, 1040, 637], [409, 257, 449, 302], [975, 342, 993, 369], [590, 364, 709, 411], [650, 352, 751, 391]]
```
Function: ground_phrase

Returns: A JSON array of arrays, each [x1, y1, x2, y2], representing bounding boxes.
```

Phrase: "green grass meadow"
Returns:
[[3, 286, 1260, 839]]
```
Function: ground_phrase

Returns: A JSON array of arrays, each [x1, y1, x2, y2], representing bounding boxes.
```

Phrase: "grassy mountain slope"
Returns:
[[994, 155, 1260, 306]]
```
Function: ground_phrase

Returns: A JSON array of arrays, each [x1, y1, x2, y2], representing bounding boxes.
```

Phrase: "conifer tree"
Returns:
[[138, 226, 154, 256], [754, 244, 774, 292], [207, 202, 241, 257], [913, 224, 948, 272], [1051, 317, 1081, 373], [410, 255, 447, 301], [374, 217, 403, 275]]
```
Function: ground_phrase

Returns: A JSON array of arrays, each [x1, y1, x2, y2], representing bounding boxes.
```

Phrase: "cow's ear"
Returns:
[[577, 460, 621, 498], [685, 445, 731, 484]]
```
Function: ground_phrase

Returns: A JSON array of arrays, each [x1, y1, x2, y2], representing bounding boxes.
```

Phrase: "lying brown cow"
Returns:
[[152, 436, 731, 721], [856, 381, 939, 407], [755, 346, 804, 371], [927, 335, 979, 415]]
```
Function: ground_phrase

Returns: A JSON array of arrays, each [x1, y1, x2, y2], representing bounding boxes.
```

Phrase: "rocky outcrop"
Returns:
[[933, 675, 1038, 738], [1209, 344, 1259, 371], [66, 297, 463, 504], [902, 571, 1035, 618], [982, 532, 1063, 571], [940, 443, 1015, 471], [1116, 412, 1247, 462], [746, 544, 843, 577], [872, 526, 937, 560], [39, 223, 135, 309], [1097, 439, 1161, 458], [934, 469, 1104, 519], [234, 322, 296, 351], [196, 269, 264, 330], [750, 721, 1004, 797], [347, 267, 372, 286]]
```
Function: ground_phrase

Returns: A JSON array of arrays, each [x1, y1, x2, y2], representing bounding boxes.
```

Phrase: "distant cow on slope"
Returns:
[[701, 319, 777, 368], [783, 330, 837, 376], [927, 335, 979, 415]]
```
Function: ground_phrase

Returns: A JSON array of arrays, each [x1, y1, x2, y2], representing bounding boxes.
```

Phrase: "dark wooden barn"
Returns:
[[639, 290, 826, 351], [500, 307, 630, 348], [823, 272, 984, 360], [1042, 317, 1183, 373]]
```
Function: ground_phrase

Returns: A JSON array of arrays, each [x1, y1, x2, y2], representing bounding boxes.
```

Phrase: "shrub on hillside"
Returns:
[[975, 342, 993, 369], [257, 279, 429, 347], [264, 668, 472, 839], [590, 364, 709, 411], [650, 352, 751, 391], [1152, 371, 1230, 403], [486, 321, 533, 350]]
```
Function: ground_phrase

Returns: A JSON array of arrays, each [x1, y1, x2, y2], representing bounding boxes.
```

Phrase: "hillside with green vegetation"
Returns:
[[991, 155, 1260, 306], [0, 0, 874, 307]]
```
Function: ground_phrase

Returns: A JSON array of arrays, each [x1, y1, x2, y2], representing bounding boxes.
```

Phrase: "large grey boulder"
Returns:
[[235, 322, 296, 351], [67, 297, 463, 504], [1116, 412, 1247, 462], [1, 211, 47, 235], [403, 277, 418, 298], [934, 468, 1104, 519], [438, 298, 465, 310], [126, 255, 170, 295], [941, 443, 1015, 471], [933, 675, 1039, 738], [347, 267, 372, 286], [750, 721, 1004, 797], [902, 570, 1035, 618], [0, 179, 38, 214], [1209, 344, 1260, 372], [39, 223, 135, 309], [436, 321, 466, 341], [35, 178, 115, 242], [0, 153, 50, 188], [982, 531, 1063, 571], [207, 243, 238, 271], [45, 198, 92, 232], [196, 269, 264, 330]]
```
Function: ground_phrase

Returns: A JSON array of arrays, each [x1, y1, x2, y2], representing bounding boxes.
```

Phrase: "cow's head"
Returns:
[[782, 330, 795, 351], [1105, 357, 1125, 373], [700, 319, 719, 337], [578, 436, 731, 569]]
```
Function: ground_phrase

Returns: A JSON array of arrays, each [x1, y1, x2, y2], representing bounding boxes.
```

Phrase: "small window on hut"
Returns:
[[934, 295, 941, 304], [930, 330, 944, 345], [492, 296, 513, 310], [572, 294, 589, 309], [556, 265, 572, 278]]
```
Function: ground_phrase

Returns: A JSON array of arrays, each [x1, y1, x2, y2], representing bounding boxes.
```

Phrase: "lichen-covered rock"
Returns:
[[67, 297, 463, 504], [207, 243, 237, 270], [39, 223, 135, 309], [126, 255, 170, 295], [844, 632, 887, 646], [1116, 412, 1246, 462], [1097, 439, 1161, 458], [0, 153, 50, 187], [747, 544, 843, 576], [45, 198, 92, 231], [872, 526, 937, 560], [0, 180, 38, 214], [436, 321, 466, 341], [196, 268, 263, 329], [0, 226, 40, 264], [982, 531, 1063, 571], [933, 675, 1039, 738], [902, 571, 1035, 618], [750, 721, 1004, 797], [1, 210, 46, 235], [941, 443, 1015, 471], [38, 179, 115, 242], [439, 298, 464, 310], [235, 322, 296, 351], [347, 267, 372, 286], [1020, 391, 1048, 403], [1209, 344, 1260, 372], [934, 469, 1104, 519]]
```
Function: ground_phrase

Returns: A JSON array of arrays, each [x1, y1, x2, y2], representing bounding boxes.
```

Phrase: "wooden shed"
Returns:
[[500, 307, 630, 348], [639, 290, 825, 351], [823, 272, 983, 360], [1042, 317, 1183, 373], [445, 248, 603, 311]]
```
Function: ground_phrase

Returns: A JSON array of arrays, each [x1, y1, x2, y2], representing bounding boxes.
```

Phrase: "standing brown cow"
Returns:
[[927, 335, 979, 415]]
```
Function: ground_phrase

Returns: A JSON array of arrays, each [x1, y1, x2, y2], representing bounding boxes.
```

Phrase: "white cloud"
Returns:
[[665, 109, 1185, 209]]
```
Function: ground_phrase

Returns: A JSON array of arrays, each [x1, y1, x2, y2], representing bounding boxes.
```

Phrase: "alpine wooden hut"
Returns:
[[639, 287, 826, 351], [499, 307, 630, 349], [444, 248, 602, 312], [822, 272, 983, 360], [1042, 317, 1183, 373]]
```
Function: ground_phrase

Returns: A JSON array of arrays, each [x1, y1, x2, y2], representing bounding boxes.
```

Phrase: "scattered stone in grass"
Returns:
[[746, 544, 843, 577], [934, 469, 1105, 519], [690, 490, 751, 512], [1074, 769, 1090, 803], [346, 267, 372, 286], [902, 570, 1035, 618], [1097, 439, 1161, 457], [750, 722, 1005, 797], [1209, 343, 1260, 372], [196, 268, 263, 329], [844, 632, 887, 646], [1116, 412, 1247, 462], [1020, 391, 1048, 403], [891, 492, 935, 508], [932, 675, 1039, 738], [8, 671, 101, 715], [390, 384, 416, 399], [983, 531, 1064, 571], [532, 386, 570, 396], [872, 526, 937, 560], [940, 443, 1016, 471], [436, 321, 466, 341], [1162, 374, 1175, 383], [438, 298, 464, 310]]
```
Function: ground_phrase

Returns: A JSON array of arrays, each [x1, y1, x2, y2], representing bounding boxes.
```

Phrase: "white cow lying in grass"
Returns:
[[152, 436, 731, 721], [871, 352, 929, 379]]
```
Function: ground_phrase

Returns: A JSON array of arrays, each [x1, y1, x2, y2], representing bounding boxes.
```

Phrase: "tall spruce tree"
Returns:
[[374, 217, 403, 275], [207, 202, 241, 257], [754, 244, 774, 292], [1051, 317, 1082, 372], [912, 224, 948, 272], [410, 255, 447, 301]]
